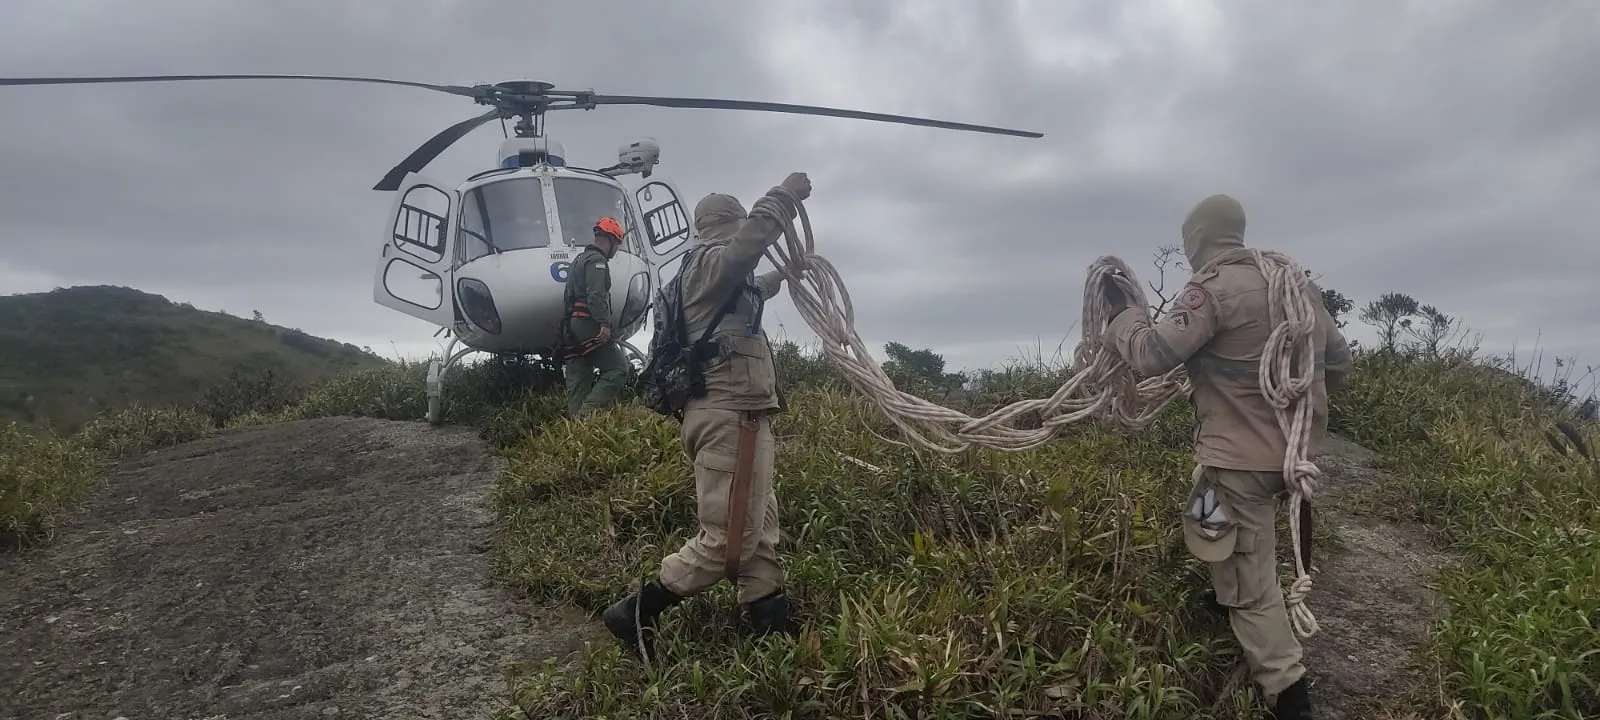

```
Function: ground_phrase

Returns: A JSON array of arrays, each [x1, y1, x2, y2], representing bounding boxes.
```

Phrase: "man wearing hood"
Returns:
[[1100, 194, 1352, 720], [602, 172, 811, 662]]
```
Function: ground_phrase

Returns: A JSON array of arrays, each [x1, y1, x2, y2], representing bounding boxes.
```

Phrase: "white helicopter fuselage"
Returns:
[[447, 243, 652, 353], [372, 141, 696, 360]]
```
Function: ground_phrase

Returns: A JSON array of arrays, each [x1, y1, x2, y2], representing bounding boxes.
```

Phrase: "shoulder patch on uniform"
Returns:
[[1169, 312, 1189, 328], [1177, 285, 1211, 311]]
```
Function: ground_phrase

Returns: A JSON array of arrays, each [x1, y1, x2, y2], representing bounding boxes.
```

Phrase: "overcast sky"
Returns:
[[2, 0, 1596, 391]]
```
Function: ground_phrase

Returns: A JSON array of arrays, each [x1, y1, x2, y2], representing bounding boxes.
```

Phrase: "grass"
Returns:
[[1, 328, 1596, 718], [1331, 351, 1600, 719], [490, 384, 1233, 718]]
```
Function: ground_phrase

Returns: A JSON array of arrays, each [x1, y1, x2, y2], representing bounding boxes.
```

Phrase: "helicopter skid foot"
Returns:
[[422, 335, 472, 425], [619, 340, 645, 374], [425, 358, 444, 425]]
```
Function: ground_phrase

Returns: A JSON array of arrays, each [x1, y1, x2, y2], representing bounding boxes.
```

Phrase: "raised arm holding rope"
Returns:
[[604, 172, 812, 664], [768, 185, 1346, 719]]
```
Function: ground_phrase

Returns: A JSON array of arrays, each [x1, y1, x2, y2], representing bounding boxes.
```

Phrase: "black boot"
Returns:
[[602, 580, 683, 662], [1272, 677, 1314, 719], [745, 589, 800, 638]]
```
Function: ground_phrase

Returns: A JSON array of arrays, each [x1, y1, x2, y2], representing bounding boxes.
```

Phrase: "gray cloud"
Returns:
[[2, 0, 1596, 384]]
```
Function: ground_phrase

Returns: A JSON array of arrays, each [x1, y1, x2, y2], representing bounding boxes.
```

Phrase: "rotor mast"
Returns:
[[489, 81, 560, 139], [488, 82, 565, 168]]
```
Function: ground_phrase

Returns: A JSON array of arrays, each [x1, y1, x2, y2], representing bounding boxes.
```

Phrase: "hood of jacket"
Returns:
[[1182, 194, 1248, 271], [692, 192, 747, 246]]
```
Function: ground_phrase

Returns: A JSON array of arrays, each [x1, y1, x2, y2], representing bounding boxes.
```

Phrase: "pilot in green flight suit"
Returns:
[[561, 216, 631, 417]]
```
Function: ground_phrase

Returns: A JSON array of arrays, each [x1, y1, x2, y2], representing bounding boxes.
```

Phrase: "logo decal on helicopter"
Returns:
[[550, 261, 571, 282]]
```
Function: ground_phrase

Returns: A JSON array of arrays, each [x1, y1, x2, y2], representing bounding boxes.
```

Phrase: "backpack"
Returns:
[[635, 248, 743, 420]]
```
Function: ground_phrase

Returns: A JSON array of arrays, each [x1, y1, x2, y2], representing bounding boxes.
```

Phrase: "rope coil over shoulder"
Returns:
[[756, 186, 1325, 638]]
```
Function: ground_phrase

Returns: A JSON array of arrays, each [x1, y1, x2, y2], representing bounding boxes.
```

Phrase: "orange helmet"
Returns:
[[593, 216, 624, 242]]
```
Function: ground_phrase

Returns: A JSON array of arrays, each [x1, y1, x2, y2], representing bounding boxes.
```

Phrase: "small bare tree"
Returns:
[[1146, 245, 1188, 316], [1402, 304, 1456, 359]]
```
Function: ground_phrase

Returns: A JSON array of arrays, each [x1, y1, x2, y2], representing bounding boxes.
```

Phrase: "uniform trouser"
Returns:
[[658, 404, 783, 604], [1202, 467, 1308, 698], [562, 341, 629, 417]]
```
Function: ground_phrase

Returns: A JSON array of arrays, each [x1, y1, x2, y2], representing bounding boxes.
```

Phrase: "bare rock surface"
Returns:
[[1300, 434, 1457, 720], [0, 416, 601, 720]]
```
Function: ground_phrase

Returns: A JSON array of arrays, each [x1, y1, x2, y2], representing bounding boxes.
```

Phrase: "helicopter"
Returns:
[[1, 74, 1044, 424]]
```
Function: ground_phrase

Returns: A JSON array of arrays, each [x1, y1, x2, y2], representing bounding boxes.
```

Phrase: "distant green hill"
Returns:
[[0, 285, 390, 433]]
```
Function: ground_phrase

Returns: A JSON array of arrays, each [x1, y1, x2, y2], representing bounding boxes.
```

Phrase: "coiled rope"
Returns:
[[751, 186, 1324, 637]]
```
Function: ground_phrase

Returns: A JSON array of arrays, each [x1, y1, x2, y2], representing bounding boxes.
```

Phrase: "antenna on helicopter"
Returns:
[[0, 74, 1043, 190]]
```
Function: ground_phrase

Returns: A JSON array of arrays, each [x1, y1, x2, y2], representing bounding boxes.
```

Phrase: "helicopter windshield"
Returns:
[[458, 177, 550, 262], [552, 177, 636, 250]]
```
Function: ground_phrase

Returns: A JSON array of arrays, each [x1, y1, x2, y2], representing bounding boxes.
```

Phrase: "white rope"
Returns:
[[750, 188, 1323, 637], [1251, 247, 1324, 638], [752, 192, 1190, 453]]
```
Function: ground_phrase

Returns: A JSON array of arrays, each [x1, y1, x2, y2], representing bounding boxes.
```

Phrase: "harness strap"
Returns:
[[724, 411, 761, 581], [562, 334, 613, 360], [1298, 496, 1314, 571], [678, 249, 750, 392], [560, 297, 609, 360]]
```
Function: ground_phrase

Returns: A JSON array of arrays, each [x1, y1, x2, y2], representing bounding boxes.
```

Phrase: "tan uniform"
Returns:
[[1103, 194, 1352, 701], [657, 191, 792, 605]]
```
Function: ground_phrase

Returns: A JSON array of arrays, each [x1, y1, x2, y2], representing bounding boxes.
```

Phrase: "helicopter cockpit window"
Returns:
[[552, 177, 637, 252], [458, 177, 551, 262]]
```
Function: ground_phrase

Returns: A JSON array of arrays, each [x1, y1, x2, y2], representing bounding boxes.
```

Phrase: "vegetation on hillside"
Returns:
[[1, 268, 1596, 718], [0, 285, 387, 433]]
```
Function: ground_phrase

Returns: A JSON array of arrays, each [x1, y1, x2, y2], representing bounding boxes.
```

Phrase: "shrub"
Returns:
[[196, 361, 305, 426], [73, 404, 212, 461], [0, 424, 105, 545]]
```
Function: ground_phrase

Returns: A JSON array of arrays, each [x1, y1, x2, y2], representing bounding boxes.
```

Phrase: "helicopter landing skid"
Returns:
[[423, 336, 644, 424], [619, 339, 645, 374], [424, 335, 479, 425]]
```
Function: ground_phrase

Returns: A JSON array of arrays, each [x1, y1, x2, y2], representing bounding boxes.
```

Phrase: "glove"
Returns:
[[779, 172, 812, 201], [1102, 273, 1130, 314]]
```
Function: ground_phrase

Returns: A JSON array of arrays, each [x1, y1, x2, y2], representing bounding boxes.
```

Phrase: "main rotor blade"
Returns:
[[580, 94, 1044, 138], [374, 109, 501, 191], [0, 73, 479, 97]]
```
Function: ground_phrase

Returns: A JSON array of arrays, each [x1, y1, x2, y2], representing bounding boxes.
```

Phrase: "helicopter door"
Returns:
[[633, 179, 696, 284], [373, 173, 458, 327]]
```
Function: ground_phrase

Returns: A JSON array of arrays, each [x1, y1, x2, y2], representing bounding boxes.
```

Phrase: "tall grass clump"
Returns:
[[1, 404, 213, 546], [1332, 347, 1599, 718], [490, 351, 1261, 719], [0, 424, 105, 545], [285, 356, 569, 447]]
